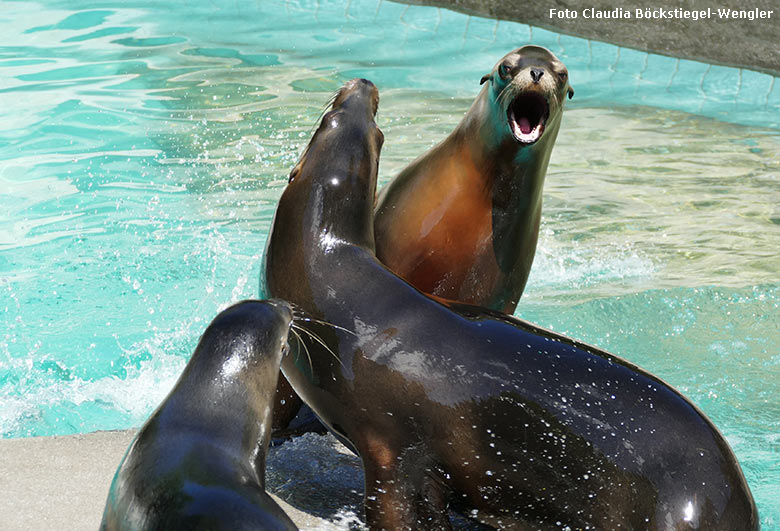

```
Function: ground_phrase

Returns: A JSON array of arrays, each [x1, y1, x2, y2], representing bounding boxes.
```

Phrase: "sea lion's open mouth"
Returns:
[[507, 92, 549, 144]]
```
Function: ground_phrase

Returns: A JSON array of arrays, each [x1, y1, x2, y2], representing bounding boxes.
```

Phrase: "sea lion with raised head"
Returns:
[[100, 300, 298, 531], [270, 45, 570, 437], [263, 78, 758, 529], [375, 45, 573, 314]]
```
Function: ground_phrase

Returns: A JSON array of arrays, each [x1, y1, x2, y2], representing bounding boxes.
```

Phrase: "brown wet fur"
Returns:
[[375, 45, 572, 314], [377, 136, 498, 302]]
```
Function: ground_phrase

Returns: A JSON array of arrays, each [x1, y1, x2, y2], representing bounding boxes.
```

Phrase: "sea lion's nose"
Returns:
[[530, 68, 544, 83]]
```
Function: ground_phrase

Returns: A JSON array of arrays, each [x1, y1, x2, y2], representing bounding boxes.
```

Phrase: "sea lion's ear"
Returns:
[[567, 86, 574, 99], [480, 73, 491, 85]]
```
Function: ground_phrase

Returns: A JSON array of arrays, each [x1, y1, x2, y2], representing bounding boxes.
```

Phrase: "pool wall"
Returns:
[[400, 0, 780, 75]]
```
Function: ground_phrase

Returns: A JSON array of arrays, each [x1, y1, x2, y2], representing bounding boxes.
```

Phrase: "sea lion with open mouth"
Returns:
[[375, 45, 573, 314], [264, 78, 758, 530]]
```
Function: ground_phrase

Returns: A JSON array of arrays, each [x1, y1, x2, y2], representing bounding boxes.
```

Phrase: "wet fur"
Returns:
[[264, 79, 758, 530], [374, 46, 572, 313], [100, 300, 298, 531]]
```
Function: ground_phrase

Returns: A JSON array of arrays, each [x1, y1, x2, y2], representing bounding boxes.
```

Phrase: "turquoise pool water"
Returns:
[[1, 0, 778, 526]]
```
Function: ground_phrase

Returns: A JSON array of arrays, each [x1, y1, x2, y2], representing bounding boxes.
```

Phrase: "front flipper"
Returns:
[[362, 438, 452, 531]]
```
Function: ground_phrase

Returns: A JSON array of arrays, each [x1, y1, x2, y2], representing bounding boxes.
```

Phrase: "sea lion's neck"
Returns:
[[431, 131, 547, 218], [264, 173, 376, 307], [284, 164, 377, 253], [459, 86, 505, 156], [451, 90, 562, 277], [315, 183, 375, 250], [152, 342, 275, 481], [495, 123, 559, 205]]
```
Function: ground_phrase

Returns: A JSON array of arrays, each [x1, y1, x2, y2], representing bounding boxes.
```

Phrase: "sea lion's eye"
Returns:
[[558, 72, 568, 81], [499, 64, 511, 80]]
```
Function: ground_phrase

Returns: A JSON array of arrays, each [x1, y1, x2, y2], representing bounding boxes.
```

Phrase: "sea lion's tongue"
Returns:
[[519, 117, 532, 135]]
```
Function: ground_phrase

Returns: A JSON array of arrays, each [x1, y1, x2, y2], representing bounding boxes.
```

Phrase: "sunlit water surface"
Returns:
[[0, 0, 778, 527]]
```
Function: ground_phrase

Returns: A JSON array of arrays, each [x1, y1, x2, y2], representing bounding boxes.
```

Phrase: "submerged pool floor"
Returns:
[[1, 0, 778, 527]]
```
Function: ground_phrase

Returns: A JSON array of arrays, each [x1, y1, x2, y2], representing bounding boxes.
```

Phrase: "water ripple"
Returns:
[[0, 0, 777, 526]]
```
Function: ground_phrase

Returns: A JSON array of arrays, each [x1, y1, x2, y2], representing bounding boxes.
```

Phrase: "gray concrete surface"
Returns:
[[0, 430, 333, 531], [400, 0, 779, 75]]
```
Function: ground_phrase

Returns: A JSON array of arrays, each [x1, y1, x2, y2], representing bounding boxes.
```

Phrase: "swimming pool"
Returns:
[[1, 0, 778, 526]]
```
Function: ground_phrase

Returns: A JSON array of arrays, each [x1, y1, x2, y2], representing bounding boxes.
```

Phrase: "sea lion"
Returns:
[[270, 45, 569, 436], [374, 45, 573, 314], [100, 300, 298, 531], [263, 78, 758, 529]]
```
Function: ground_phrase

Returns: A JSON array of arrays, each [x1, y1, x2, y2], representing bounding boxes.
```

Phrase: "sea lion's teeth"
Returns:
[[510, 114, 543, 144]]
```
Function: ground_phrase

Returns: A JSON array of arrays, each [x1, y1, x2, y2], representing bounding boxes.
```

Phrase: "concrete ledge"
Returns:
[[0, 430, 337, 531]]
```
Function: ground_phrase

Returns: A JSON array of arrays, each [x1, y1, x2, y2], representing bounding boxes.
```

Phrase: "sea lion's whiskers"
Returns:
[[291, 322, 346, 368], [309, 88, 344, 134], [293, 314, 358, 336], [290, 326, 313, 377], [497, 82, 517, 109]]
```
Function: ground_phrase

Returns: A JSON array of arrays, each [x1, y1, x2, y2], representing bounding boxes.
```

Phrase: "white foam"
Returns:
[[0, 329, 192, 437], [526, 226, 655, 294]]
